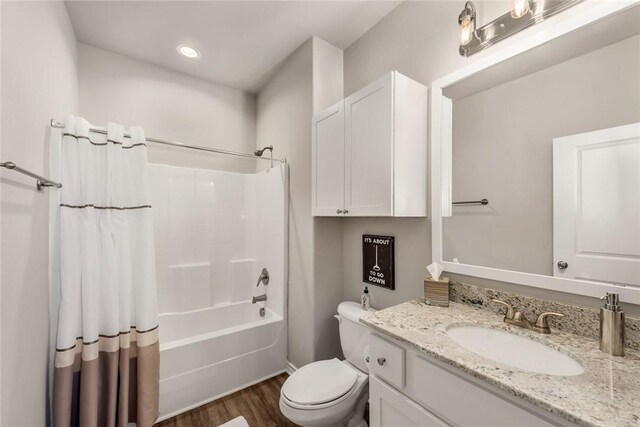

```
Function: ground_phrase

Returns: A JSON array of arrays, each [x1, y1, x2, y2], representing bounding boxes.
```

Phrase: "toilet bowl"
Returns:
[[279, 302, 373, 427]]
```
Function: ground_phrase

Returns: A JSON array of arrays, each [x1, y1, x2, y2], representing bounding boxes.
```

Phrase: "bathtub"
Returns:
[[157, 301, 286, 420]]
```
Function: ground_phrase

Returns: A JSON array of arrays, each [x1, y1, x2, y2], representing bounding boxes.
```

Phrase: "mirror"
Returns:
[[441, 5, 640, 288]]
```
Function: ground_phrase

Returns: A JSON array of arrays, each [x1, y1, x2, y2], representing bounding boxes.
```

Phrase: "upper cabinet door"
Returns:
[[312, 101, 345, 216], [345, 73, 394, 216]]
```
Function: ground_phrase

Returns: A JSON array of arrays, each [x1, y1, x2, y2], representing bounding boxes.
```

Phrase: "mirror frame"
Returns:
[[430, 0, 640, 304]]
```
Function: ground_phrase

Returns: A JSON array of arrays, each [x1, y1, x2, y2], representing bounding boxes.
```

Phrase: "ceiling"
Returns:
[[65, 1, 401, 93]]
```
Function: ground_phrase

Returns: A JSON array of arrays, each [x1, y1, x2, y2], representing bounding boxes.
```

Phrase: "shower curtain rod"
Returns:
[[50, 119, 286, 163]]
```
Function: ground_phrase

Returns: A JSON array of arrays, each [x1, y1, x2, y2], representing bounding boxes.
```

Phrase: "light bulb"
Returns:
[[459, 17, 474, 46], [512, 0, 530, 18], [177, 45, 200, 59]]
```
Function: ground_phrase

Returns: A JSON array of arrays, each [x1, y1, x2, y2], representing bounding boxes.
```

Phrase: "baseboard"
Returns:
[[285, 360, 297, 375]]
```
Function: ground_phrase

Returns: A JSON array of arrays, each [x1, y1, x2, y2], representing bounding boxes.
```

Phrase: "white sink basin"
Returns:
[[446, 325, 584, 376]]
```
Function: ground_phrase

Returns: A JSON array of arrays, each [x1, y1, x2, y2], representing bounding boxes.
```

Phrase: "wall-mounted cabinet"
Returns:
[[312, 71, 428, 217]]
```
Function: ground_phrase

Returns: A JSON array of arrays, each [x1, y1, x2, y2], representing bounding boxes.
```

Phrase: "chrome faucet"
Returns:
[[492, 299, 564, 334], [252, 294, 267, 304], [252, 269, 269, 304], [256, 268, 269, 287]]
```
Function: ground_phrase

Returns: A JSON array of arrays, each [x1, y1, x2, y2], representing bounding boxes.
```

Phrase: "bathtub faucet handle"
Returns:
[[256, 268, 270, 287]]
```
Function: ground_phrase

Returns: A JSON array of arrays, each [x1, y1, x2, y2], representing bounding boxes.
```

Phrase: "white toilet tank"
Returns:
[[337, 301, 373, 373]]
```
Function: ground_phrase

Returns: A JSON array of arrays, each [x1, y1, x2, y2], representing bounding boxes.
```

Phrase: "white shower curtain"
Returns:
[[52, 116, 159, 427]]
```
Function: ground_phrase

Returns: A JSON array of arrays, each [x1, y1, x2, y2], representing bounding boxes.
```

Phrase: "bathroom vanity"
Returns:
[[361, 298, 640, 427]]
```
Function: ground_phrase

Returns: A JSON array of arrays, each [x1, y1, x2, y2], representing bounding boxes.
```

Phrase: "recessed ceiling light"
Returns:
[[177, 45, 200, 59]]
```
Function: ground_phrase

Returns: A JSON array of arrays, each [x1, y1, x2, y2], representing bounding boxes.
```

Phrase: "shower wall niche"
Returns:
[[149, 163, 286, 318]]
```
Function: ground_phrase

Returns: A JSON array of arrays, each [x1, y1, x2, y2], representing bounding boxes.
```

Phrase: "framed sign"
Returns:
[[362, 235, 395, 290]]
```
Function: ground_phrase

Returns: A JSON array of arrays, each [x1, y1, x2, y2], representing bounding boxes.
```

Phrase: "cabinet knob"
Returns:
[[377, 357, 386, 366], [557, 261, 568, 270], [336, 209, 343, 214], [343, 209, 349, 214]]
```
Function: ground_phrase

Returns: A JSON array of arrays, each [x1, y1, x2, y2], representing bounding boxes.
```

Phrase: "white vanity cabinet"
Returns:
[[312, 71, 428, 217], [370, 376, 447, 427], [368, 333, 575, 427]]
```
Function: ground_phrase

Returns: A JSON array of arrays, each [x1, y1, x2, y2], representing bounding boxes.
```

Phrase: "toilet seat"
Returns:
[[282, 359, 358, 409]]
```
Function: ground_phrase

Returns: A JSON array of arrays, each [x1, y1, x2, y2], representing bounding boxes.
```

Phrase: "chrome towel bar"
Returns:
[[452, 198, 489, 206], [0, 161, 62, 191]]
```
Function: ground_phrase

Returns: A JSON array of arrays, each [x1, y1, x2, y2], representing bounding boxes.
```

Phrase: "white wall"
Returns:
[[0, 1, 78, 425], [341, 1, 640, 311], [78, 43, 257, 173]]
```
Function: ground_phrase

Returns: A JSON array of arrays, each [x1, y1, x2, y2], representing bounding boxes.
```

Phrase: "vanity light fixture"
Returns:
[[177, 44, 200, 59], [458, 0, 584, 57], [458, 1, 477, 46], [511, 0, 531, 19]]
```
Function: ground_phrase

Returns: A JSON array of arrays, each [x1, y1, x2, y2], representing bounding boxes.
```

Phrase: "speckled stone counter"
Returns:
[[361, 300, 640, 427]]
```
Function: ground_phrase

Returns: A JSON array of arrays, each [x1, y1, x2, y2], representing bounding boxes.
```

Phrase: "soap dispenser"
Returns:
[[599, 292, 625, 356], [361, 286, 370, 311]]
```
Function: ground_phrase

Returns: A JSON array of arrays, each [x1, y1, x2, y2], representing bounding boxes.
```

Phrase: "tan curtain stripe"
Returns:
[[55, 327, 159, 368]]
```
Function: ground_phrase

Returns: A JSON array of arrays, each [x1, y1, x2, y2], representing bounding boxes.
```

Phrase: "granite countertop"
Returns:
[[360, 300, 640, 427]]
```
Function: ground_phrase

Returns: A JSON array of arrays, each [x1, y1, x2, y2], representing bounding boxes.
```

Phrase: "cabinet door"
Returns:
[[345, 73, 394, 216], [370, 376, 447, 427], [312, 101, 345, 216], [406, 353, 559, 427]]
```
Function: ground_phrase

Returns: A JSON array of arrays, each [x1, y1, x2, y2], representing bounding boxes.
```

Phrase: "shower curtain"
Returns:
[[52, 116, 159, 427]]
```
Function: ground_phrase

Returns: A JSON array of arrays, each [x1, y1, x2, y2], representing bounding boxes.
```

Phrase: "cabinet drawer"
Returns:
[[369, 334, 405, 389], [370, 376, 447, 427], [406, 353, 559, 427]]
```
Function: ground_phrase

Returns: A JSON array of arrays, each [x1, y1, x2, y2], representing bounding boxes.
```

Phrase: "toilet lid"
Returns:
[[282, 359, 358, 406]]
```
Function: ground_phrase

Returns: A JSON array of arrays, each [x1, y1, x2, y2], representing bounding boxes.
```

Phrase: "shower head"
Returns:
[[254, 145, 273, 157]]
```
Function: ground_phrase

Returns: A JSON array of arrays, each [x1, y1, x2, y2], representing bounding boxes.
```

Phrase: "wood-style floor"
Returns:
[[155, 373, 299, 427]]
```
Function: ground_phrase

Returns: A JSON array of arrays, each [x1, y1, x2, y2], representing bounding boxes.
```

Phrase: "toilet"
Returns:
[[279, 302, 372, 427]]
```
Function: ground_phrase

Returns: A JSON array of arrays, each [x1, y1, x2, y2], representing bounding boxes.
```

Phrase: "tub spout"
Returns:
[[252, 294, 267, 304]]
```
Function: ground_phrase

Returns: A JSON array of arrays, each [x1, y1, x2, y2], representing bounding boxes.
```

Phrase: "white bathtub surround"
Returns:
[[51, 116, 159, 426], [167, 263, 212, 311], [230, 259, 258, 302], [150, 163, 287, 316], [151, 163, 288, 419]]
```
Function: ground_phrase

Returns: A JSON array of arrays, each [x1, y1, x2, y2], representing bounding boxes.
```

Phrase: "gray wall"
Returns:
[[1, 1, 79, 424], [341, 1, 640, 311], [257, 39, 316, 368], [256, 37, 345, 369], [311, 38, 346, 362], [342, 1, 466, 310], [78, 43, 257, 173], [445, 35, 640, 275]]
